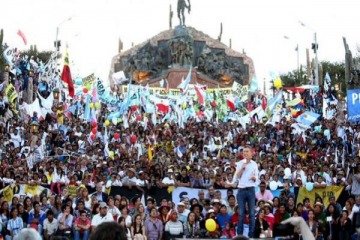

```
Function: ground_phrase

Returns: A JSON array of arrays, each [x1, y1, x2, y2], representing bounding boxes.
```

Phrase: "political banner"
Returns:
[[347, 89, 360, 122], [172, 186, 293, 206], [5, 84, 18, 103], [82, 73, 95, 86], [296, 186, 344, 207], [0, 184, 49, 199]]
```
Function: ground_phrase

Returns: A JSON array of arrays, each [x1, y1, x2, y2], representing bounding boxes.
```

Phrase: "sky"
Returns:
[[1, 0, 360, 90]]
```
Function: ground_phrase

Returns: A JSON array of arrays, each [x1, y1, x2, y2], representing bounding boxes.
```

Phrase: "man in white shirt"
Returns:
[[162, 169, 175, 186], [230, 145, 258, 238], [43, 210, 58, 240], [91, 202, 114, 231], [105, 173, 122, 188], [121, 168, 138, 188]]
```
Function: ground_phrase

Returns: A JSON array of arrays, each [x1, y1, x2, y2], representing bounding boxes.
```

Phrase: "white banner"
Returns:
[[172, 187, 238, 205]]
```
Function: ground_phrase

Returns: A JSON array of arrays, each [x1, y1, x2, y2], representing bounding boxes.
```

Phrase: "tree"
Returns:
[[20, 46, 54, 63], [280, 65, 306, 87]]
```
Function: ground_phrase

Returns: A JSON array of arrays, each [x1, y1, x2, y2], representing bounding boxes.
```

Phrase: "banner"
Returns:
[[82, 73, 95, 86], [5, 84, 18, 103], [122, 86, 233, 96], [347, 89, 360, 122], [0, 184, 49, 199], [296, 186, 344, 207], [172, 187, 293, 205]]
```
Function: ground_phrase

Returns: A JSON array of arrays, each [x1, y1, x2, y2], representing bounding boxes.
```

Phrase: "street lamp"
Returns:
[[284, 36, 300, 86], [299, 21, 319, 86], [55, 17, 72, 52]]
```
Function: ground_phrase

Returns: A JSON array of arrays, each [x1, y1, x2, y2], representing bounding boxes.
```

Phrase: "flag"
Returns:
[[296, 111, 320, 126], [177, 66, 192, 92], [324, 72, 331, 92], [226, 95, 236, 111], [155, 98, 170, 114], [261, 96, 267, 110], [61, 50, 74, 97], [194, 85, 205, 105], [266, 90, 283, 117], [248, 76, 258, 93], [148, 146, 153, 161], [17, 30, 27, 45]]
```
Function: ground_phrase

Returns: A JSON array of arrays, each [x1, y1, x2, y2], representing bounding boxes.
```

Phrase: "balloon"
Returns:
[[90, 135, 96, 141], [284, 168, 291, 177], [86, 84, 92, 90], [135, 115, 142, 121], [89, 103, 94, 109], [92, 128, 97, 135], [182, 102, 187, 109], [306, 182, 314, 191], [274, 78, 283, 89], [130, 135, 137, 144], [131, 105, 138, 111], [83, 88, 88, 93], [105, 120, 110, 126], [205, 219, 216, 232], [109, 151, 114, 159], [114, 133, 120, 140], [92, 122, 97, 128], [95, 102, 101, 109], [269, 181, 278, 191]]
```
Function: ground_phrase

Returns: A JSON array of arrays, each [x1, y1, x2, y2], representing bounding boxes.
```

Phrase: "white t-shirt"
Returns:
[[91, 212, 114, 227], [43, 218, 58, 235]]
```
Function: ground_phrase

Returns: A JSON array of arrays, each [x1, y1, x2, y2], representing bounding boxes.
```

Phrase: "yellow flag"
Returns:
[[2, 186, 13, 202], [148, 146, 153, 161], [167, 186, 174, 194], [25, 184, 39, 196], [297, 186, 344, 207]]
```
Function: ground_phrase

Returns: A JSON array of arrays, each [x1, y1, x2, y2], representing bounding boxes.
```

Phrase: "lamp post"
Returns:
[[284, 36, 300, 86], [299, 21, 319, 86]]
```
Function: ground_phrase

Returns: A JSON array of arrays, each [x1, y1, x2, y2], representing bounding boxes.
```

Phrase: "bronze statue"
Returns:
[[177, 0, 191, 26]]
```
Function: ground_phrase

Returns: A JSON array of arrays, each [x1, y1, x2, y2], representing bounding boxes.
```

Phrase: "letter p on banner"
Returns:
[[347, 89, 360, 122]]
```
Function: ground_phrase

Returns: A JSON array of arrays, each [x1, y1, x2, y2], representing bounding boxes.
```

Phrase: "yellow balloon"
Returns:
[[89, 103, 94, 109], [274, 78, 283, 89], [205, 219, 216, 232], [109, 151, 114, 159], [182, 102, 187, 109], [95, 102, 101, 109], [105, 120, 110, 126]]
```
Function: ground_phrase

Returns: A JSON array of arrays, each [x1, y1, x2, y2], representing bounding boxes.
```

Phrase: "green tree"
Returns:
[[321, 61, 345, 92], [20, 46, 54, 63], [280, 65, 306, 87]]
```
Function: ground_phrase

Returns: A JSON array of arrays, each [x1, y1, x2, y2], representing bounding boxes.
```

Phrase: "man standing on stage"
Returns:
[[231, 145, 259, 237]]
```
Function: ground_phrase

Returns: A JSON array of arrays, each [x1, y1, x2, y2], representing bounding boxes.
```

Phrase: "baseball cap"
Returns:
[[99, 202, 108, 208]]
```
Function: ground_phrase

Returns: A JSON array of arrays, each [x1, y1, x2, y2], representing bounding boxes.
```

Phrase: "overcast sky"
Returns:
[[1, 0, 359, 89]]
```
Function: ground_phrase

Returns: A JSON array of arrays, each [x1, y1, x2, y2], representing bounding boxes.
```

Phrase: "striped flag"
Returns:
[[194, 85, 205, 105], [296, 111, 320, 126], [61, 50, 75, 97]]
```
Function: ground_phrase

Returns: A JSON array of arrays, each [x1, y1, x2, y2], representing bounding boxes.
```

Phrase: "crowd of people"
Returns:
[[0, 48, 359, 240]]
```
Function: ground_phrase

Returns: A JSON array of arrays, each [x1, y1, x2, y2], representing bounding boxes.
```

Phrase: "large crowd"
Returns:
[[0, 49, 359, 240]]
